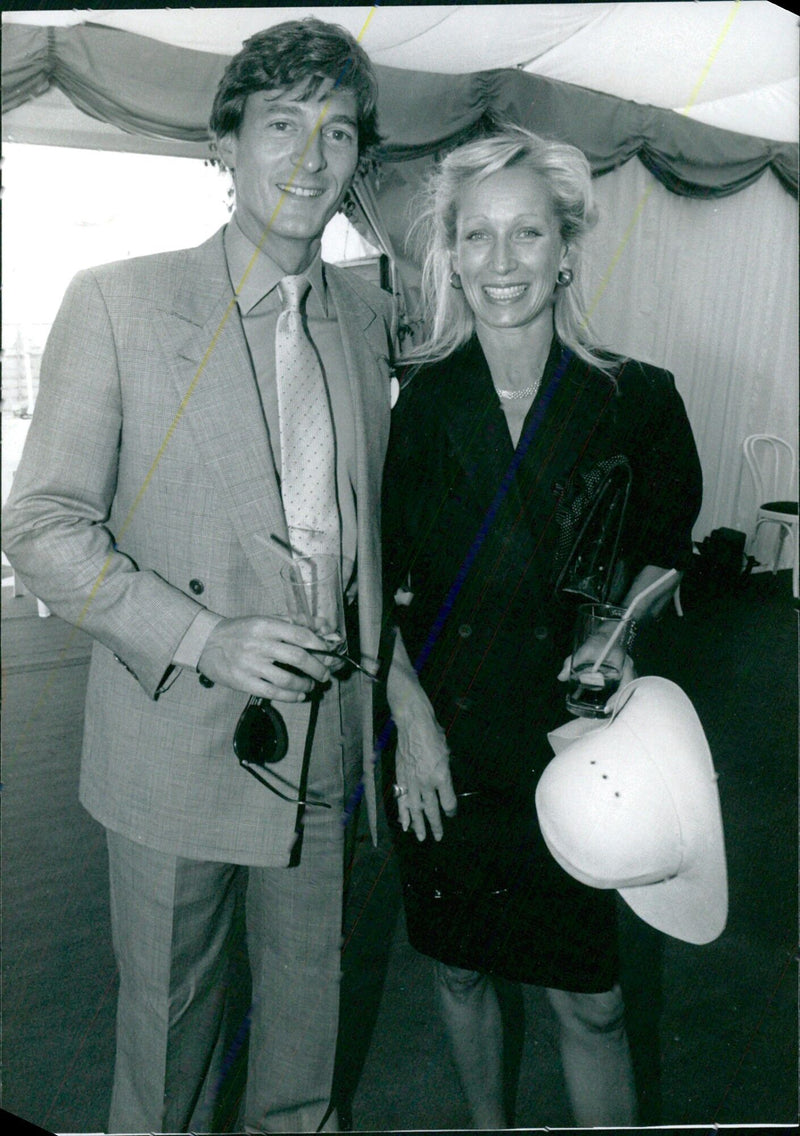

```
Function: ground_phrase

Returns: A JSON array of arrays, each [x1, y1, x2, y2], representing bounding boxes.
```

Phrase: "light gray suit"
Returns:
[[3, 226, 392, 860], [3, 226, 394, 1130]]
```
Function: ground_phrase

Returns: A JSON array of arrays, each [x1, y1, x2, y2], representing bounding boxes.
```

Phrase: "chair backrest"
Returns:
[[742, 435, 797, 506]]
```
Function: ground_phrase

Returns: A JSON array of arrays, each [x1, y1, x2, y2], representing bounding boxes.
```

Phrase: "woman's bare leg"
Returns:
[[435, 962, 507, 1128], [546, 983, 638, 1126]]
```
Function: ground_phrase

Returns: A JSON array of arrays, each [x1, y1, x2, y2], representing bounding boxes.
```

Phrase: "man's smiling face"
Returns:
[[218, 80, 359, 273]]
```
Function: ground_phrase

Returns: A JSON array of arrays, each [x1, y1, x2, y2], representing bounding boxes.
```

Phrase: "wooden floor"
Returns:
[[2, 572, 798, 1133]]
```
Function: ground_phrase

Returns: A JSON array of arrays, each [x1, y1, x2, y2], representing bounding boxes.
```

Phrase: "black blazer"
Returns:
[[382, 336, 702, 793]]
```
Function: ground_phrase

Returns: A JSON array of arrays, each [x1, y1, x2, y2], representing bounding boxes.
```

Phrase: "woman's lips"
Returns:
[[482, 283, 528, 302]]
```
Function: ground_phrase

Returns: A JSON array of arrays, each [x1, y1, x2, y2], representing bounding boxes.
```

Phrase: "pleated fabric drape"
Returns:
[[3, 20, 797, 546], [358, 157, 798, 547], [3, 23, 797, 195], [583, 160, 798, 546]]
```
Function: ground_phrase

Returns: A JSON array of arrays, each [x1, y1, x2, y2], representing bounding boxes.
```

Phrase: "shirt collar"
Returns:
[[224, 215, 328, 317]]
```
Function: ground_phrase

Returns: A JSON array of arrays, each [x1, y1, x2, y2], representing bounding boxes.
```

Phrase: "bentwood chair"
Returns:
[[742, 435, 798, 598]]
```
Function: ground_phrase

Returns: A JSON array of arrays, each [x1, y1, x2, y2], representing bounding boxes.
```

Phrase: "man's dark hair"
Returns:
[[210, 17, 380, 158]]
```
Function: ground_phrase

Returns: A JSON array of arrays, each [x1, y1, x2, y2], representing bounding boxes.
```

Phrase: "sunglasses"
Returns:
[[233, 697, 331, 809], [305, 647, 381, 681]]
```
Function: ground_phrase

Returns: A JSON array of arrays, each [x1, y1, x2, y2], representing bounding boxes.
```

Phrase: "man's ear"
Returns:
[[216, 133, 237, 170]]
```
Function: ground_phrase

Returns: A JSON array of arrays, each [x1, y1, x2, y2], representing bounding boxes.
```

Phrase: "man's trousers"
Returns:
[[106, 681, 362, 1133]]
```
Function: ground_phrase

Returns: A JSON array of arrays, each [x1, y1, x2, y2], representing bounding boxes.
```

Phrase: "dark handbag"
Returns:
[[687, 527, 750, 596], [553, 455, 632, 603]]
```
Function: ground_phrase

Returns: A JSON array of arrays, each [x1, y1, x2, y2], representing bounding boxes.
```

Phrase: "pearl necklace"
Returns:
[[494, 379, 541, 401]]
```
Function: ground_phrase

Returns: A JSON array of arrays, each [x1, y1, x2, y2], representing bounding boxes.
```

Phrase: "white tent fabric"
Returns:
[[3, 3, 798, 142], [582, 159, 798, 547], [1, 3, 797, 555]]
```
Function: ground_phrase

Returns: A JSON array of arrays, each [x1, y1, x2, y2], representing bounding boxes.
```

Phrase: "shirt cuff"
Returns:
[[173, 609, 223, 671]]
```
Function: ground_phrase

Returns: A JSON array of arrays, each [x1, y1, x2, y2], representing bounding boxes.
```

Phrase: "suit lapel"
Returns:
[[327, 267, 389, 504], [440, 340, 530, 536], [154, 229, 290, 589], [327, 268, 389, 667], [437, 339, 613, 577], [326, 268, 392, 838]]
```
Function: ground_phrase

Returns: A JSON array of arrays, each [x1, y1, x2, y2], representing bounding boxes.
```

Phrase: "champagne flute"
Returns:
[[279, 552, 379, 681]]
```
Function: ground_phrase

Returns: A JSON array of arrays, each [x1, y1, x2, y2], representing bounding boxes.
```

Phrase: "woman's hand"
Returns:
[[387, 630, 457, 841], [558, 633, 636, 684], [557, 634, 637, 703], [394, 706, 455, 841], [557, 567, 680, 700]]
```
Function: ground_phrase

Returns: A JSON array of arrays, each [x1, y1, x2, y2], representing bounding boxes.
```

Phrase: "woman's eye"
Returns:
[[517, 228, 541, 239], [466, 231, 488, 241]]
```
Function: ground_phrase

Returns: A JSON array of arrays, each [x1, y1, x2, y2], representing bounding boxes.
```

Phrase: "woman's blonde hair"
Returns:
[[403, 124, 613, 370]]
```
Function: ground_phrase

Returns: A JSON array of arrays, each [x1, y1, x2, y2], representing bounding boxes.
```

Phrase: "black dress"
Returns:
[[381, 336, 702, 991]]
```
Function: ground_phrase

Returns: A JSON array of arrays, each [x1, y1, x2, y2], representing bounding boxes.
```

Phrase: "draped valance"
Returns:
[[2, 22, 797, 198]]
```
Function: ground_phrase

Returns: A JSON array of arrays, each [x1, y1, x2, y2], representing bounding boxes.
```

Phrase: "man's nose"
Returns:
[[293, 128, 326, 172]]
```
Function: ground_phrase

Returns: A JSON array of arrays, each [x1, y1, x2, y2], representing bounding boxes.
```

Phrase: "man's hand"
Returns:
[[197, 616, 333, 700]]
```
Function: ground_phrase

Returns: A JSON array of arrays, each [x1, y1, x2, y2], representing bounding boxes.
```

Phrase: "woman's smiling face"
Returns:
[[452, 165, 568, 335]]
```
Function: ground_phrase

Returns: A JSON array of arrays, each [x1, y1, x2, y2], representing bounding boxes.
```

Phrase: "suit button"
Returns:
[[534, 625, 548, 640], [198, 673, 215, 688], [458, 623, 472, 638], [189, 579, 205, 595], [454, 696, 473, 711]]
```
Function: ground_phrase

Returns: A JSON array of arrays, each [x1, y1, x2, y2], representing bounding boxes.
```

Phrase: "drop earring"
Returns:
[[557, 267, 573, 287], [449, 272, 463, 290]]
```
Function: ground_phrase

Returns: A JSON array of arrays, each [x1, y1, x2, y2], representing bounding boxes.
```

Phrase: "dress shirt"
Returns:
[[173, 218, 358, 671]]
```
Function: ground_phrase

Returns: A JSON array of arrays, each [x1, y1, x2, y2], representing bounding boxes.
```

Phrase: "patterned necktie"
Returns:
[[275, 275, 340, 557]]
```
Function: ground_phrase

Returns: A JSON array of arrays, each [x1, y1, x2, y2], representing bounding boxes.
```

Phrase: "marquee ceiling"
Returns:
[[3, 3, 798, 143]]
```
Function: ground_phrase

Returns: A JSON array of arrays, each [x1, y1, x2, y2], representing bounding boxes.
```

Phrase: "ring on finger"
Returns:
[[393, 783, 409, 798]]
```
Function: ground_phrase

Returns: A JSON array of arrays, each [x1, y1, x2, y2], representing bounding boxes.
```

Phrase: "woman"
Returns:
[[382, 126, 702, 1127]]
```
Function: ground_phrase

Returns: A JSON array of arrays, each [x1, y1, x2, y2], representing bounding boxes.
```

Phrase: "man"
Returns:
[[3, 19, 393, 1133]]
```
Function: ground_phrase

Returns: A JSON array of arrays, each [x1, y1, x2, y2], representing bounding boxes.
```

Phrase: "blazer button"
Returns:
[[533, 625, 548, 640], [454, 695, 474, 711], [189, 579, 205, 595], [198, 673, 215, 688], [458, 623, 472, 638]]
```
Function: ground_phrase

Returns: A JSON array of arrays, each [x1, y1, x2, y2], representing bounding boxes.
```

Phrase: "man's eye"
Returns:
[[325, 128, 356, 144], [267, 121, 293, 133]]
